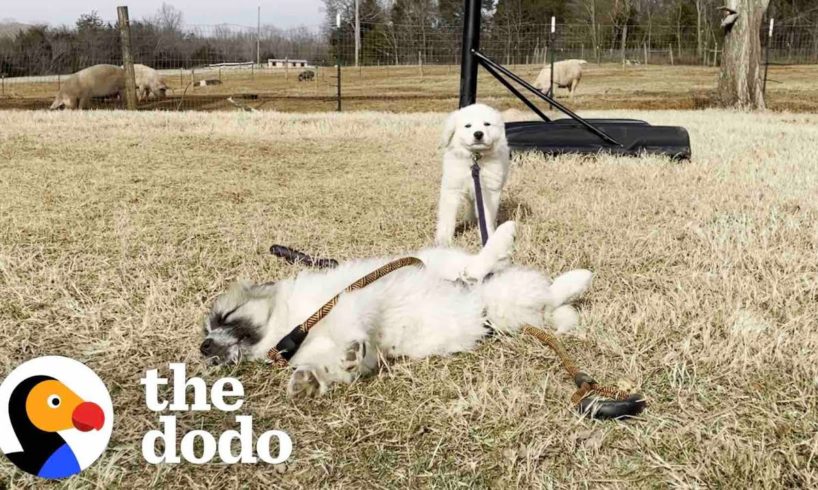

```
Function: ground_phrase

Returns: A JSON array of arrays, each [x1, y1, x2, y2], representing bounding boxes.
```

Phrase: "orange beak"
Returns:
[[72, 401, 104, 431]]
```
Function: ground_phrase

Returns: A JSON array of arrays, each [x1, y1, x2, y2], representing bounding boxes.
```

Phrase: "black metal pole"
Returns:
[[459, 0, 480, 108], [474, 51, 622, 146], [479, 61, 551, 122]]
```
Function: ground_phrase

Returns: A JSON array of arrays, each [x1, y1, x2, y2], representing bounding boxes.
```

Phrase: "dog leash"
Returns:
[[270, 244, 339, 269], [267, 257, 423, 367], [267, 249, 645, 419], [471, 152, 490, 247], [467, 151, 644, 418]]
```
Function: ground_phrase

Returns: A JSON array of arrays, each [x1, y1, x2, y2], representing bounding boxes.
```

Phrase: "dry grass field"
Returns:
[[2, 63, 818, 112], [0, 108, 817, 488]]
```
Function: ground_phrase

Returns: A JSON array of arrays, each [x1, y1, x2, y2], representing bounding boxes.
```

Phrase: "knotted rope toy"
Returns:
[[266, 248, 646, 420]]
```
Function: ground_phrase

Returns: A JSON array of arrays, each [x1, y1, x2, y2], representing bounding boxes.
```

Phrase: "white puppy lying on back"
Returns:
[[200, 222, 593, 397], [436, 103, 510, 246]]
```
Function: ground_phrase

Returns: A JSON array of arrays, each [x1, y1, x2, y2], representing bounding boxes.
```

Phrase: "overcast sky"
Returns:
[[1, 0, 325, 29]]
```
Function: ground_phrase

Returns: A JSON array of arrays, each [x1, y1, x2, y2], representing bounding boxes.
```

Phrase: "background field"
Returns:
[[2, 63, 818, 112], [0, 109, 817, 488]]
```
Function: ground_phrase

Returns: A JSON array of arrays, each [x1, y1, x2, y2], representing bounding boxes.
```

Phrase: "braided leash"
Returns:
[[520, 325, 644, 418], [267, 257, 424, 367], [267, 251, 645, 419]]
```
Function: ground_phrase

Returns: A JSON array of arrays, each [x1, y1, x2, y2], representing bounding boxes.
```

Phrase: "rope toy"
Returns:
[[267, 249, 646, 420]]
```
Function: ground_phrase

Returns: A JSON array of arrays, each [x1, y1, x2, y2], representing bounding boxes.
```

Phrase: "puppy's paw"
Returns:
[[287, 366, 325, 398], [487, 221, 516, 260], [435, 233, 454, 248], [341, 340, 368, 375]]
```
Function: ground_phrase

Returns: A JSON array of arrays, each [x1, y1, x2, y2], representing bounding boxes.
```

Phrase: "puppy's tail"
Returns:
[[548, 269, 593, 333]]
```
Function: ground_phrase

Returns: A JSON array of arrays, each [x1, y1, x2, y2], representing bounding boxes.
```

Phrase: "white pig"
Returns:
[[533, 59, 588, 99], [50, 64, 125, 110]]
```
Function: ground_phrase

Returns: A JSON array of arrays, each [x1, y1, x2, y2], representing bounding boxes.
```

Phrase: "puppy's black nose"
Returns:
[[473, 131, 484, 140], [200, 339, 214, 356]]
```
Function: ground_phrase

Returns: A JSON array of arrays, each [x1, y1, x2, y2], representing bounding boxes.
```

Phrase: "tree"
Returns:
[[152, 3, 184, 32], [717, 0, 770, 109]]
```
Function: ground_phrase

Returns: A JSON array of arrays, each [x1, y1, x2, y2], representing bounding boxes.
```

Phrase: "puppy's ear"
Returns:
[[441, 111, 458, 149]]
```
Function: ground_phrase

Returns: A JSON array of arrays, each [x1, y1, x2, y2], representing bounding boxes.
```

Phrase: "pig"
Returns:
[[133, 64, 168, 101], [50, 64, 125, 110], [133, 64, 168, 102], [533, 59, 588, 99]]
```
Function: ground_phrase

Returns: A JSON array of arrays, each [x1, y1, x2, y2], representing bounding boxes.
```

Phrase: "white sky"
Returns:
[[1, 0, 325, 30]]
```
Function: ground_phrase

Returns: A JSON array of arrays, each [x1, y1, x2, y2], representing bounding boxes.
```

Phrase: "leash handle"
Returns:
[[270, 244, 339, 269], [471, 154, 489, 247]]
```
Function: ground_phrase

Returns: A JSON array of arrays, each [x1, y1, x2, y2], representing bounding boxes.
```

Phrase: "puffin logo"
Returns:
[[0, 356, 113, 479]]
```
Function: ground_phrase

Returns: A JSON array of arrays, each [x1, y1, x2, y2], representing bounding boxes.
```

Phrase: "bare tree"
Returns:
[[152, 3, 184, 32], [717, 0, 770, 109]]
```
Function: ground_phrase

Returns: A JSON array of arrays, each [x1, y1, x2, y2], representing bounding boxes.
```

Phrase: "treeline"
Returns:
[[0, 4, 325, 77], [324, 0, 818, 65], [1, 0, 816, 77]]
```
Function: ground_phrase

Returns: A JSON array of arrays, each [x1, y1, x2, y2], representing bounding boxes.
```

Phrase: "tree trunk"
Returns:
[[696, 0, 703, 60], [717, 0, 770, 109]]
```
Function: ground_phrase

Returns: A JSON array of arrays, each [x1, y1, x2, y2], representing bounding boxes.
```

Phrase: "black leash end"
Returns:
[[573, 372, 646, 420], [578, 393, 647, 420], [270, 244, 339, 269]]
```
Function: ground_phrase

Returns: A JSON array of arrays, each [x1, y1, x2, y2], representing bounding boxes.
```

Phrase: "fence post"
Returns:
[[57, 74, 61, 90], [548, 17, 555, 109], [763, 18, 774, 96], [1, 74, 4, 97], [219, 67, 222, 82], [336, 23, 342, 112], [669, 44, 674, 65], [117, 6, 138, 110], [251, 63, 255, 80], [191, 68, 195, 88], [285, 57, 288, 80], [180, 68, 183, 87], [644, 42, 648, 65], [418, 51, 423, 78]]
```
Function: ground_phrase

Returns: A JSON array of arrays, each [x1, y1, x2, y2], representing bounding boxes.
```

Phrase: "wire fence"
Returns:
[[1, 20, 816, 111]]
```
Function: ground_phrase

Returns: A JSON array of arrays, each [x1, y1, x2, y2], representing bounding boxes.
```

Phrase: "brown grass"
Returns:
[[2, 63, 818, 112], [0, 109, 817, 488]]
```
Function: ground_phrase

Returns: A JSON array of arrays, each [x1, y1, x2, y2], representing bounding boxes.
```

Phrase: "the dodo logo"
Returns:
[[0, 356, 113, 479]]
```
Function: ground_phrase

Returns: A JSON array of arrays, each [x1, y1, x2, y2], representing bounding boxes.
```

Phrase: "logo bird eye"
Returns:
[[484, 122, 491, 126], [465, 123, 472, 128], [47, 395, 61, 408]]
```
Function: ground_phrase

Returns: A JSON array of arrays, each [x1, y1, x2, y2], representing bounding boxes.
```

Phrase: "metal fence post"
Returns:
[[549, 17, 555, 109], [117, 6, 138, 110], [336, 15, 342, 112], [763, 18, 774, 96]]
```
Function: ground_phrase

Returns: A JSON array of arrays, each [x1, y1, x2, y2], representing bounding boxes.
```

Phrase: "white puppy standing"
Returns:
[[436, 103, 510, 246]]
